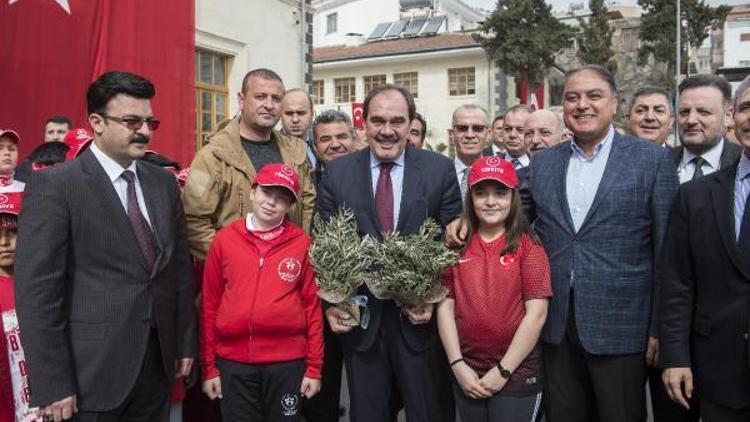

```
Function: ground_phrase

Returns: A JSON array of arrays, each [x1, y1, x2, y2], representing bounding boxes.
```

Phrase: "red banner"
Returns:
[[351, 102, 365, 129], [0, 0, 195, 166]]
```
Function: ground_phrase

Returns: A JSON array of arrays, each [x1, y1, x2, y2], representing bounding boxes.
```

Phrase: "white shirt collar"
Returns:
[[89, 142, 138, 183], [369, 148, 406, 169], [680, 139, 724, 171], [454, 156, 470, 175]]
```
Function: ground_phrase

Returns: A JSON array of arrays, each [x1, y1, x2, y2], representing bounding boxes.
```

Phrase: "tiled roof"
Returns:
[[313, 32, 480, 63]]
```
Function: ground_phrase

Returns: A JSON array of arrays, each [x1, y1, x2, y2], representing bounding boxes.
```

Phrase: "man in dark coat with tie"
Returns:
[[15, 71, 196, 421], [659, 76, 750, 421], [316, 84, 462, 422]]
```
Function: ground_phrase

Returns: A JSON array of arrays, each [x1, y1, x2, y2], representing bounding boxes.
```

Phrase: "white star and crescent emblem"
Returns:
[[8, 0, 71, 14]]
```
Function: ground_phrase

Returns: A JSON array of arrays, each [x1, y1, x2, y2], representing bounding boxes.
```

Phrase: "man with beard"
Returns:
[[15, 71, 196, 421], [501, 105, 532, 168], [316, 84, 461, 422], [673, 74, 742, 184], [183, 68, 315, 261], [450, 104, 489, 200], [626, 86, 674, 146], [524, 109, 564, 154], [659, 76, 750, 421]]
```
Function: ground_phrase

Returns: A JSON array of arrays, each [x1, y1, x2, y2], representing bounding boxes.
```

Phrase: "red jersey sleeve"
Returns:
[[200, 236, 225, 381], [300, 253, 324, 379], [441, 266, 456, 299], [519, 235, 553, 301]]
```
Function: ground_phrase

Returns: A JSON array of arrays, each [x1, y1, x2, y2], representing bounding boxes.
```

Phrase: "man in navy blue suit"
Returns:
[[316, 84, 461, 422], [528, 65, 678, 421]]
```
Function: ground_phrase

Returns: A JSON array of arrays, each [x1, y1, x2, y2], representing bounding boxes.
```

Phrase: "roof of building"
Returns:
[[313, 32, 480, 63]]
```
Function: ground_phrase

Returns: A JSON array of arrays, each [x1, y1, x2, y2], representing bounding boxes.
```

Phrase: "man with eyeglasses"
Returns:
[[15, 71, 196, 421], [449, 104, 489, 200], [502, 105, 532, 169]]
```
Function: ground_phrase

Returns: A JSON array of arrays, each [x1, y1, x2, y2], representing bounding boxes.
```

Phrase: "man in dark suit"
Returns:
[[527, 65, 679, 421], [15, 71, 196, 421], [316, 84, 461, 422], [626, 85, 674, 147], [672, 74, 741, 184], [659, 76, 750, 421], [482, 114, 504, 156]]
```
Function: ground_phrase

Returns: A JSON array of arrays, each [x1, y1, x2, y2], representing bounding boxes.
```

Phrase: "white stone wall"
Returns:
[[312, 0, 400, 47], [724, 18, 750, 68]]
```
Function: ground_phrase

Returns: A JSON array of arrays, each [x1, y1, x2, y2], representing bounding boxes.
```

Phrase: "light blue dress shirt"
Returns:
[[370, 150, 405, 230], [566, 126, 615, 232], [733, 153, 750, 240]]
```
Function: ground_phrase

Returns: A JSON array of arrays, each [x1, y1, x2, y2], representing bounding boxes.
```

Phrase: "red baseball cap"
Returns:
[[253, 164, 300, 201], [63, 128, 93, 161], [468, 156, 519, 190], [0, 191, 22, 216], [0, 129, 20, 144]]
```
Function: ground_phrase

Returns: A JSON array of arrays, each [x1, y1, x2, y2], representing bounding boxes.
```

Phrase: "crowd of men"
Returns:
[[0, 63, 748, 422]]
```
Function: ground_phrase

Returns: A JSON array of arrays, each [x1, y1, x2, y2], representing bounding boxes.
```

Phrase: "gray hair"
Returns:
[[452, 104, 489, 125], [312, 109, 355, 141], [734, 75, 750, 110]]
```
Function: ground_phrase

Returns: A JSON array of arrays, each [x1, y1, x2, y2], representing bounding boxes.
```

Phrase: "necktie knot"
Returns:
[[691, 156, 707, 180], [380, 162, 394, 172], [121, 170, 135, 184]]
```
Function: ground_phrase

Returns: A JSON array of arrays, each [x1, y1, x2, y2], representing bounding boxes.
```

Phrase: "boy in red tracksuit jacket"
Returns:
[[200, 163, 323, 422], [0, 192, 41, 422]]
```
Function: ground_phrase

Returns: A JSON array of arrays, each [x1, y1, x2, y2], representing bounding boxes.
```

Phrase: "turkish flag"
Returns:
[[0, 0, 195, 166], [351, 102, 364, 129]]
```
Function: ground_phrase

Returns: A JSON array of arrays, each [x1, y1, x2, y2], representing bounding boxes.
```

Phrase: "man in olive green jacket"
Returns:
[[183, 68, 315, 260]]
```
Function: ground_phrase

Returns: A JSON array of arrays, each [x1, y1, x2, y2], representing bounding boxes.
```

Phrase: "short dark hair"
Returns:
[[492, 114, 505, 126], [565, 64, 617, 95], [312, 109, 354, 141], [629, 85, 673, 112], [362, 84, 416, 123], [44, 115, 72, 130], [412, 112, 427, 141], [87, 71, 155, 114], [241, 68, 284, 94], [678, 74, 732, 105], [504, 104, 533, 117], [28, 141, 70, 167]]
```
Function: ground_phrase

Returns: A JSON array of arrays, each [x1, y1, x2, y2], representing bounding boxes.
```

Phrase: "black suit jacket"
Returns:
[[315, 146, 462, 353], [659, 162, 750, 408], [670, 141, 742, 173], [15, 149, 196, 411]]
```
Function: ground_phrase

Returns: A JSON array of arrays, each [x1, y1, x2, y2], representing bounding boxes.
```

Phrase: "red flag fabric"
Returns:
[[351, 102, 365, 129], [0, 0, 195, 166]]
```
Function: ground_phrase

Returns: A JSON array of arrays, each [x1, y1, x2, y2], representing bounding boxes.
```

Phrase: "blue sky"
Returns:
[[464, 0, 747, 14]]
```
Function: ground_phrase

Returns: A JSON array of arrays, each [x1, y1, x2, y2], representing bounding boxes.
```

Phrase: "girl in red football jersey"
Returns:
[[437, 156, 552, 422]]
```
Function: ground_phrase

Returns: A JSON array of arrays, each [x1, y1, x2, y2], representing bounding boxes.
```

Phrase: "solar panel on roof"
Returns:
[[368, 22, 392, 39], [421, 16, 446, 35], [384, 18, 409, 37], [403, 17, 428, 36]]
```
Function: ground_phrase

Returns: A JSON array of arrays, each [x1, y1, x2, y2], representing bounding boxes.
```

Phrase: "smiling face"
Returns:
[[238, 75, 285, 139], [314, 121, 354, 162], [734, 86, 750, 151], [365, 89, 410, 162], [627, 93, 673, 144], [678, 86, 732, 155], [471, 180, 512, 229], [524, 109, 562, 153], [250, 185, 293, 229], [450, 108, 488, 163], [563, 69, 618, 144]]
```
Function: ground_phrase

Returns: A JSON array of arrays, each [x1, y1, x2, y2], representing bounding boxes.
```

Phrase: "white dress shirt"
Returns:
[[505, 153, 530, 169], [90, 142, 152, 227], [677, 139, 725, 184]]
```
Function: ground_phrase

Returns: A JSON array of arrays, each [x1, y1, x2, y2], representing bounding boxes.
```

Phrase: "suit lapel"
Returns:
[[137, 162, 166, 274], [80, 150, 148, 272], [397, 149, 421, 233], [555, 145, 576, 234], [710, 166, 750, 279], [354, 150, 382, 239], [578, 133, 630, 231]]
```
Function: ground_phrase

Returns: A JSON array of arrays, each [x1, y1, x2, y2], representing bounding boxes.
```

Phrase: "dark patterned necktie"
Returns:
[[375, 162, 394, 233], [121, 170, 156, 272], [691, 156, 706, 180]]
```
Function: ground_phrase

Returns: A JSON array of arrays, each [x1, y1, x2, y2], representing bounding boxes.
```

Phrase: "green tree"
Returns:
[[638, 0, 729, 87], [474, 0, 575, 88], [576, 0, 617, 74]]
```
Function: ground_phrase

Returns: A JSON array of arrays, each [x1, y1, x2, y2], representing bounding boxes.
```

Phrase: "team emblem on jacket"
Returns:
[[281, 393, 300, 416], [278, 257, 302, 282], [0, 194, 7, 204], [499, 253, 517, 268]]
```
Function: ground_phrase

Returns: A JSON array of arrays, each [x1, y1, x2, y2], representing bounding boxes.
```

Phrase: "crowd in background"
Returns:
[[0, 63, 748, 422]]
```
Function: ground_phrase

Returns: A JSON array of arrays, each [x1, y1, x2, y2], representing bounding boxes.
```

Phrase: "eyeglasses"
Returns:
[[99, 113, 161, 131], [453, 124, 487, 133]]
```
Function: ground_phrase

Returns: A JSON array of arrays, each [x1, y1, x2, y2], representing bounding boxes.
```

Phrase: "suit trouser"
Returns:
[[542, 300, 646, 422], [452, 380, 542, 422], [699, 397, 750, 422], [74, 329, 170, 422], [302, 320, 343, 422], [216, 358, 305, 422], [344, 309, 455, 422], [646, 366, 700, 422]]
